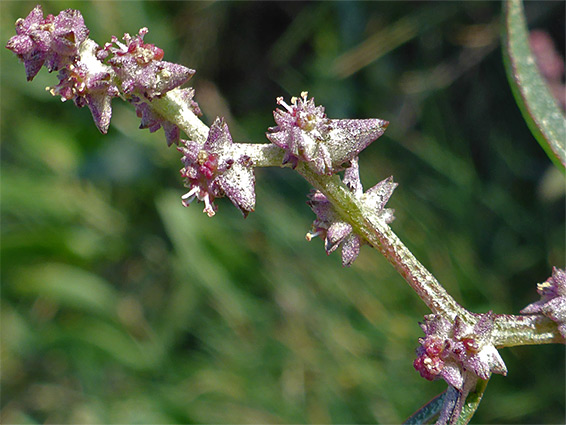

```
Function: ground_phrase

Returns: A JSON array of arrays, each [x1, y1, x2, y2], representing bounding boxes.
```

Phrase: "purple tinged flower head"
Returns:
[[267, 92, 330, 171], [178, 118, 255, 217], [306, 157, 397, 266], [521, 267, 566, 339], [100, 28, 195, 100], [48, 39, 118, 134], [266, 92, 388, 175], [413, 312, 507, 422], [6, 5, 89, 81], [414, 312, 507, 387]]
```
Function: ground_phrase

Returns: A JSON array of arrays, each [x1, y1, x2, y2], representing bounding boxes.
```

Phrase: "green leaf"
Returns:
[[503, 0, 566, 170], [454, 378, 489, 425], [403, 390, 446, 424]]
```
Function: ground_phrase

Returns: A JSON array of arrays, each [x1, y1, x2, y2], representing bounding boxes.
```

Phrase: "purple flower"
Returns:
[[6, 5, 89, 81], [100, 28, 195, 100], [306, 157, 396, 266], [48, 39, 118, 134], [413, 312, 507, 423], [266, 92, 388, 175], [178, 118, 255, 217], [521, 267, 566, 338]]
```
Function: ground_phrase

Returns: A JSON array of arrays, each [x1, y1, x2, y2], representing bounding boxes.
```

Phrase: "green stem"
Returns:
[[151, 91, 209, 144], [300, 163, 564, 345], [296, 163, 471, 321], [233, 144, 286, 167], [493, 313, 564, 347], [150, 91, 286, 167]]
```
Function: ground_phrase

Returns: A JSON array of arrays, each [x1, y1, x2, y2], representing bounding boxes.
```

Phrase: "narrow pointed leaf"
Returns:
[[503, 0, 566, 170]]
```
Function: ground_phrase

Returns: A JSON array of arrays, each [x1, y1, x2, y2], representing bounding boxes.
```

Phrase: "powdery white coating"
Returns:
[[152, 90, 209, 145], [325, 118, 388, 169], [133, 88, 200, 147], [48, 39, 118, 133], [306, 157, 397, 266]]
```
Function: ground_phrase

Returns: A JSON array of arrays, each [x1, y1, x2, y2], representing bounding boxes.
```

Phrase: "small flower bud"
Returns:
[[47, 39, 118, 133]]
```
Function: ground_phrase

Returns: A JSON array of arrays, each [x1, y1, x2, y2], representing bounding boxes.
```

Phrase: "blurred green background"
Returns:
[[1, 1, 564, 423]]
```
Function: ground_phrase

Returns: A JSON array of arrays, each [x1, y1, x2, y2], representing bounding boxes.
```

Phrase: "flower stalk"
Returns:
[[151, 88, 565, 346], [127, 82, 471, 320]]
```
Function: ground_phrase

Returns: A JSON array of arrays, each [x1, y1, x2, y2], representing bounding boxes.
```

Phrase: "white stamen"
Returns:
[[203, 193, 215, 217], [115, 40, 128, 52], [276, 96, 294, 113], [181, 186, 199, 201], [305, 230, 321, 241]]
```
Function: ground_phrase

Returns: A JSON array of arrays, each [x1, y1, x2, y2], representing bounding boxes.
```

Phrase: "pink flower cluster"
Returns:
[[178, 118, 256, 217], [267, 92, 389, 175], [6, 5, 197, 137], [413, 312, 507, 423]]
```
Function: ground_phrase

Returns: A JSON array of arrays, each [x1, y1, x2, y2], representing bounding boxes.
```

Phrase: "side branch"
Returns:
[[151, 91, 286, 167], [297, 164, 471, 322], [152, 86, 466, 321], [493, 314, 564, 347]]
